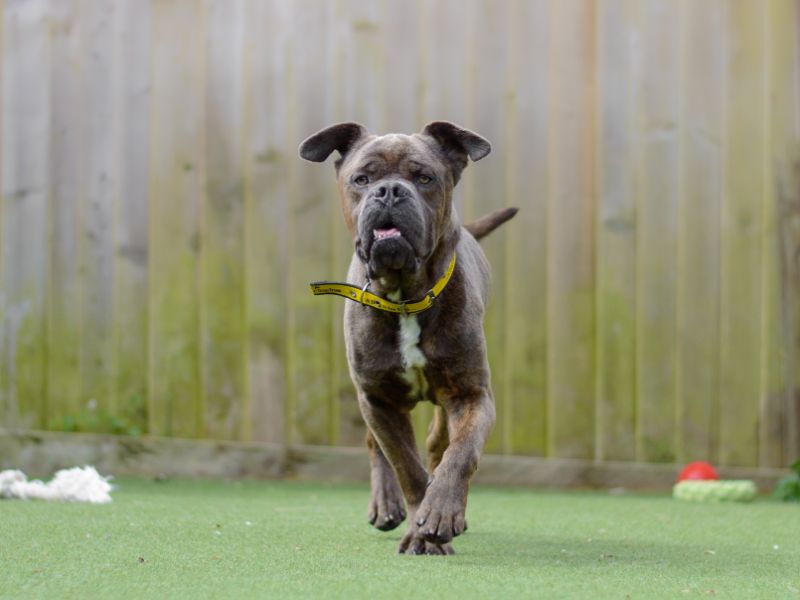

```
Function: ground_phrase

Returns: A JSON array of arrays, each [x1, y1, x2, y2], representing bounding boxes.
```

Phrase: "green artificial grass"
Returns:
[[1, 479, 798, 599]]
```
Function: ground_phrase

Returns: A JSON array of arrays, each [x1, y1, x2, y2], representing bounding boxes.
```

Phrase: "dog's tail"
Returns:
[[464, 207, 519, 241]]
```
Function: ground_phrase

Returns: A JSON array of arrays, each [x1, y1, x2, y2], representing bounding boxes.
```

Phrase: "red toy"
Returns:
[[677, 461, 719, 482]]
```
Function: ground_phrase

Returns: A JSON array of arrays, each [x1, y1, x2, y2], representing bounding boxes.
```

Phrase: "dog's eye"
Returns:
[[354, 175, 369, 186], [417, 174, 433, 185]]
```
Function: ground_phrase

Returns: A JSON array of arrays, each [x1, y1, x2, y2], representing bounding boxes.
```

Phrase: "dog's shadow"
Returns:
[[378, 523, 791, 579], [432, 529, 783, 575]]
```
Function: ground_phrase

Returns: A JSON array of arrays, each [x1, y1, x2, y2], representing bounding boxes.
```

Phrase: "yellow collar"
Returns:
[[310, 253, 457, 315]]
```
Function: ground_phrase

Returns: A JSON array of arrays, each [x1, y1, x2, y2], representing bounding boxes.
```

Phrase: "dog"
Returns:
[[299, 121, 517, 555]]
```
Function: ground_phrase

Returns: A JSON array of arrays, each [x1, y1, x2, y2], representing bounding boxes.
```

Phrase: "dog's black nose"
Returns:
[[372, 181, 410, 205]]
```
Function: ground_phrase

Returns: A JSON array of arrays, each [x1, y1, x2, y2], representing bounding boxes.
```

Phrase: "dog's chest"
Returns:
[[388, 290, 429, 400], [396, 313, 429, 399]]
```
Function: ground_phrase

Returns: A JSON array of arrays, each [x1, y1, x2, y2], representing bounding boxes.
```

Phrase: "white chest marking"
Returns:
[[398, 314, 426, 369], [388, 291, 429, 399]]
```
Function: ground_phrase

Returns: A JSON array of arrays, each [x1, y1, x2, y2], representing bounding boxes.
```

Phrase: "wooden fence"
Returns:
[[0, 0, 799, 471]]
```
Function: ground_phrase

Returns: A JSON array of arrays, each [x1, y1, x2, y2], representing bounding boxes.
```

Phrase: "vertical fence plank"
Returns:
[[718, 0, 765, 467], [242, 0, 289, 445], [202, 0, 246, 440], [758, 0, 784, 468], [470, 0, 511, 455], [547, 0, 595, 459], [331, 0, 386, 446], [81, 0, 118, 419], [0, 0, 51, 428], [337, 1, 383, 129], [761, 0, 799, 468], [113, 0, 150, 434], [675, 0, 723, 464], [0, 0, 3, 425], [147, 0, 205, 438], [504, 0, 548, 457], [418, 0, 470, 127], [781, 1, 800, 464], [412, 0, 473, 447], [327, 1, 349, 448], [380, 0, 419, 134], [595, 0, 637, 461], [46, 0, 83, 428], [288, 2, 337, 445], [634, 0, 680, 463], [0, 0, 5, 425]]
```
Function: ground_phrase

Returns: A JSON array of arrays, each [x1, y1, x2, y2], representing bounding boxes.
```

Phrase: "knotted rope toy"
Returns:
[[0, 466, 112, 503], [672, 461, 757, 503]]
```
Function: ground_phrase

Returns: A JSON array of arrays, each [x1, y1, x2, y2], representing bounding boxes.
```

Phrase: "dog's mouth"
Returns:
[[358, 223, 419, 286], [373, 227, 403, 242], [365, 222, 407, 257]]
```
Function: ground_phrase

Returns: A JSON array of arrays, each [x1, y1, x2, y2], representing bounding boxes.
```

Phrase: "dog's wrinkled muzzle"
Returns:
[[368, 231, 418, 280], [357, 193, 426, 283]]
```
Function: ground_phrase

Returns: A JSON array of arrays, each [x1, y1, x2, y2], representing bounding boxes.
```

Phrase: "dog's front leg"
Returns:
[[358, 394, 453, 555], [415, 390, 495, 545], [366, 430, 406, 531]]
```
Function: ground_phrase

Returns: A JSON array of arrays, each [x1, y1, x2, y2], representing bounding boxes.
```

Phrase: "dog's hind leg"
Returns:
[[425, 405, 449, 474], [366, 430, 406, 531]]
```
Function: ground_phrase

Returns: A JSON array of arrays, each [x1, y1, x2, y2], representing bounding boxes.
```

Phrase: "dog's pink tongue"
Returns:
[[374, 227, 401, 240]]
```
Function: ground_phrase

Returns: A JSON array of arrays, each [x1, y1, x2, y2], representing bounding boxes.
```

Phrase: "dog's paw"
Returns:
[[414, 482, 467, 544], [368, 476, 406, 531], [397, 529, 455, 556]]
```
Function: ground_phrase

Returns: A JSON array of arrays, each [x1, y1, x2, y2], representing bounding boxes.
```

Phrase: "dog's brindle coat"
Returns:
[[299, 122, 516, 555]]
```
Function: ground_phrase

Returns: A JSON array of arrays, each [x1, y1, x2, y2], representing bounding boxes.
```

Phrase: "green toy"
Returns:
[[673, 480, 757, 503]]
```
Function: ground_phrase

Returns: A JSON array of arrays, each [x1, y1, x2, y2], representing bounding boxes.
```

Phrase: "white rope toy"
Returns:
[[0, 466, 112, 504]]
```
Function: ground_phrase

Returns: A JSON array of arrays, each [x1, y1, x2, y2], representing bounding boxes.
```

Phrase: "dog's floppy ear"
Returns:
[[421, 121, 491, 183], [299, 122, 369, 168]]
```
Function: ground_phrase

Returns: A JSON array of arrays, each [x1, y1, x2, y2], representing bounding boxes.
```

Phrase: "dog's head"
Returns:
[[299, 122, 490, 290]]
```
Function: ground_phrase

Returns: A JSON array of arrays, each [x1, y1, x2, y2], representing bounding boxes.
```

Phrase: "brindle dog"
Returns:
[[299, 122, 516, 555]]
